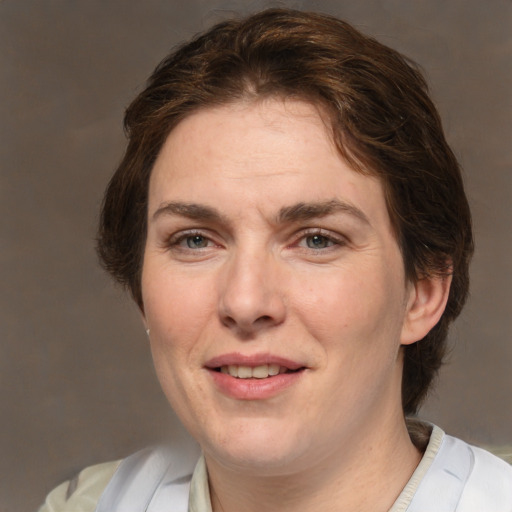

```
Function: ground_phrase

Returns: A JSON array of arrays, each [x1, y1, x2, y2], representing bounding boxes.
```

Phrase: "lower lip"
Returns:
[[207, 369, 304, 400]]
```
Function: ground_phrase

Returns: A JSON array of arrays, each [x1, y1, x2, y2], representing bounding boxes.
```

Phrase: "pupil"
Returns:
[[188, 235, 206, 248], [308, 235, 327, 249]]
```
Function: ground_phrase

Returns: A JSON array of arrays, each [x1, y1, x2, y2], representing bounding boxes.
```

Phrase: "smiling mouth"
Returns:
[[213, 364, 304, 379]]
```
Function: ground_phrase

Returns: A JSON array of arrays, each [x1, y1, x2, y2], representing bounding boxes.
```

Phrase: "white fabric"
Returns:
[[389, 424, 445, 511], [39, 461, 120, 512], [94, 440, 201, 512], [92, 425, 512, 512], [407, 434, 512, 511]]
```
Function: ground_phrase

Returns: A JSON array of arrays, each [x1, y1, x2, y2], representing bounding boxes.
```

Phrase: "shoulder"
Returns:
[[483, 444, 512, 465], [430, 434, 512, 511], [38, 460, 120, 512], [402, 424, 512, 512], [458, 441, 512, 510], [39, 441, 202, 512]]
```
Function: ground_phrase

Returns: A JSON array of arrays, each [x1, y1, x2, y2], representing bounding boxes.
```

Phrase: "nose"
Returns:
[[218, 249, 286, 337]]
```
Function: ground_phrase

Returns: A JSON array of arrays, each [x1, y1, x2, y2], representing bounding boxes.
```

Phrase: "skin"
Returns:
[[141, 98, 451, 512]]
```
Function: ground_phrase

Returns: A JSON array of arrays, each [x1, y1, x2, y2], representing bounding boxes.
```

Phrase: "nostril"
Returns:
[[221, 315, 236, 325], [218, 293, 286, 334]]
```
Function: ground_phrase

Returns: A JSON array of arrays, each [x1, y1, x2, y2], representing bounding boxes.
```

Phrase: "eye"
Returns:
[[167, 230, 218, 251], [295, 231, 343, 251], [183, 234, 210, 249], [302, 234, 336, 249]]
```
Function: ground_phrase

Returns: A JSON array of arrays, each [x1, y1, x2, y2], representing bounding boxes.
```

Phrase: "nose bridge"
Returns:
[[218, 242, 285, 333]]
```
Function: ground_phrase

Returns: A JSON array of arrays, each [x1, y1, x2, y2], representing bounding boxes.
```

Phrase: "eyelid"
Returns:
[[166, 228, 220, 248], [291, 228, 348, 248]]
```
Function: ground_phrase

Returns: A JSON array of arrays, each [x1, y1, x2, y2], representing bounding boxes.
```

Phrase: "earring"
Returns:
[[145, 328, 150, 336]]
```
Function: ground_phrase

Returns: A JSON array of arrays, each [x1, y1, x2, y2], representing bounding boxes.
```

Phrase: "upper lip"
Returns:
[[204, 352, 306, 371]]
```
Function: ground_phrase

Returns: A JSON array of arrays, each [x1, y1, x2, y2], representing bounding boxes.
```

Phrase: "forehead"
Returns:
[[156, 98, 338, 172], [149, 99, 389, 229]]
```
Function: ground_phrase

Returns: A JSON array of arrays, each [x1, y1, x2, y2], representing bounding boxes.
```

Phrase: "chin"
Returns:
[[199, 417, 310, 473]]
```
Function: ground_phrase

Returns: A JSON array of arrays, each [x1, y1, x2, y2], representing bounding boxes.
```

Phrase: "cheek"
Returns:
[[142, 267, 216, 354], [292, 262, 406, 350], [141, 269, 216, 415], [291, 268, 372, 324]]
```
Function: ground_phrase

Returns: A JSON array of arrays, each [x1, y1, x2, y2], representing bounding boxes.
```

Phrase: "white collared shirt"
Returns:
[[40, 424, 512, 512]]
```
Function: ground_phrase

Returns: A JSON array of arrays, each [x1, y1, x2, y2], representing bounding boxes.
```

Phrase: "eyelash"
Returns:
[[167, 230, 219, 250], [293, 229, 346, 252]]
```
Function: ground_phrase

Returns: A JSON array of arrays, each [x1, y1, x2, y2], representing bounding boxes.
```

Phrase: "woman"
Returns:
[[40, 8, 512, 512]]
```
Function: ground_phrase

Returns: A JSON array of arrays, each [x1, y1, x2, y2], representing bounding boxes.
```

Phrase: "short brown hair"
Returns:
[[97, 8, 473, 415]]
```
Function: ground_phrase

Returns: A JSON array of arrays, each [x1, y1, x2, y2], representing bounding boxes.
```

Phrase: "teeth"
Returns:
[[268, 364, 280, 376], [252, 365, 269, 379], [237, 365, 253, 378], [221, 364, 289, 379]]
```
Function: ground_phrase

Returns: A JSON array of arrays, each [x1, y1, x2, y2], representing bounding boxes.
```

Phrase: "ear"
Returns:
[[400, 272, 452, 346]]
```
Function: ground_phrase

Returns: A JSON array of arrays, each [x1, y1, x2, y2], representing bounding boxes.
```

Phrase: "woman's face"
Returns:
[[141, 99, 416, 474]]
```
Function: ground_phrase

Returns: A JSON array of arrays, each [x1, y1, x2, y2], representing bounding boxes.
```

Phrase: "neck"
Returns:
[[205, 413, 422, 512]]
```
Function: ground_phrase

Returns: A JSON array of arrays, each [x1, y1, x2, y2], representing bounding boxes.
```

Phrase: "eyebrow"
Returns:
[[277, 199, 370, 225], [152, 201, 227, 223], [151, 199, 370, 226]]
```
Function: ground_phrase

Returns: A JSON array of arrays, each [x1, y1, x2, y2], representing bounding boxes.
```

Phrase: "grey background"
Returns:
[[1, 1, 511, 510]]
